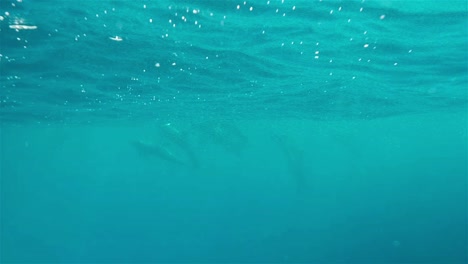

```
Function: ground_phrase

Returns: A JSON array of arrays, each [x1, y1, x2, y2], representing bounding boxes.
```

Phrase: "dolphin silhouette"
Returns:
[[130, 139, 187, 166], [272, 134, 307, 193], [159, 123, 199, 167]]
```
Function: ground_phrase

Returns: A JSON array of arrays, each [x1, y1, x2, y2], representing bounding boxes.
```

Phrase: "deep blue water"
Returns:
[[1, 0, 467, 263]]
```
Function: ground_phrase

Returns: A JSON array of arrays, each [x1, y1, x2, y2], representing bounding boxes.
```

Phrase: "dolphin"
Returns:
[[196, 121, 249, 156], [159, 123, 199, 167], [272, 134, 307, 193], [130, 139, 188, 166]]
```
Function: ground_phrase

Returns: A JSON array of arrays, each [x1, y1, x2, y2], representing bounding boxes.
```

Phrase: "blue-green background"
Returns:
[[1, 0, 467, 263]]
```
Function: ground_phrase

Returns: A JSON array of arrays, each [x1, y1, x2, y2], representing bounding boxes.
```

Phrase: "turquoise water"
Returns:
[[1, 0, 467, 263]]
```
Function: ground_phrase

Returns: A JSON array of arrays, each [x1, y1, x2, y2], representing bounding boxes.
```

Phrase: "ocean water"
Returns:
[[0, 0, 467, 263]]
